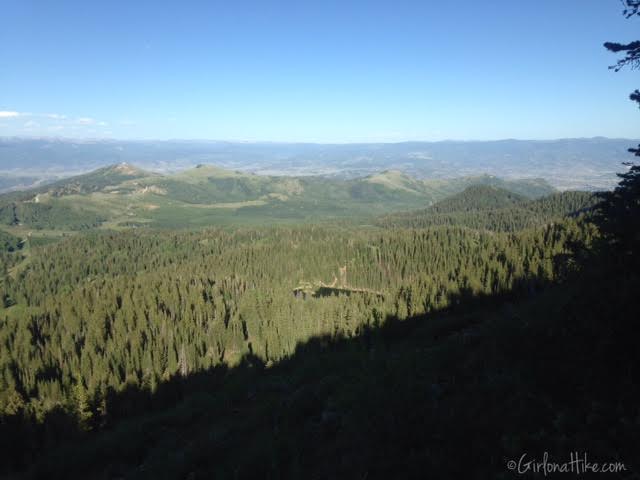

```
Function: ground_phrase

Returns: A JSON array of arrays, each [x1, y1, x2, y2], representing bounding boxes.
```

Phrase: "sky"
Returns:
[[0, 0, 638, 143]]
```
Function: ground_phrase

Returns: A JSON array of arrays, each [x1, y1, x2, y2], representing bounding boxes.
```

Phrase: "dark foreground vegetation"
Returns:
[[0, 161, 638, 478]]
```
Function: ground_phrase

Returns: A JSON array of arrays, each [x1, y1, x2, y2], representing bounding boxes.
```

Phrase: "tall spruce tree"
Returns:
[[599, 0, 640, 264]]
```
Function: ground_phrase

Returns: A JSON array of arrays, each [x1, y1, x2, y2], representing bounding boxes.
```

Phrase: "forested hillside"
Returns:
[[379, 188, 597, 232], [410, 184, 528, 212], [0, 165, 637, 479], [0, 231, 21, 253], [3, 0, 640, 477], [0, 219, 594, 417]]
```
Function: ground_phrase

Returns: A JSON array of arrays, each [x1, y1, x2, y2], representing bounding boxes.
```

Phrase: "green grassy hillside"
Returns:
[[0, 165, 556, 231]]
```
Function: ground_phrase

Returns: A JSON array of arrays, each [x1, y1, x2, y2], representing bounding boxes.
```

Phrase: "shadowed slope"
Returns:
[[1, 258, 638, 479]]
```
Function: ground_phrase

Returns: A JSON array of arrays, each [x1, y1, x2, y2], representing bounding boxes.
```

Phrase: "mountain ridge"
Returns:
[[0, 137, 634, 192], [0, 164, 556, 230]]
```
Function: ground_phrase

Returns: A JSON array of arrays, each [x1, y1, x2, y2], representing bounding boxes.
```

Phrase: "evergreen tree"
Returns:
[[599, 0, 640, 265]]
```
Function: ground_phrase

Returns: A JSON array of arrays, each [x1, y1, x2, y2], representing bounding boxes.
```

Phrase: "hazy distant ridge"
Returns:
[[0, 137, 635, 192]]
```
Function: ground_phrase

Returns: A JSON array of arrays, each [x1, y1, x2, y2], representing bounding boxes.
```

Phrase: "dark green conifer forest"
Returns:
[[0, 216, 594, 425], [0, 3, 639, 479], [2, 176, 638, 478]]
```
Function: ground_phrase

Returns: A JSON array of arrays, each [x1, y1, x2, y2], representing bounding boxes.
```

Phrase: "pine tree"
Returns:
[[72, 378, 93, 431]]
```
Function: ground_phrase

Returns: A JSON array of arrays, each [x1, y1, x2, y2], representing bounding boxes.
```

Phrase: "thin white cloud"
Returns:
[[0, 111, 67, 120], [1, 110, 111, 135]]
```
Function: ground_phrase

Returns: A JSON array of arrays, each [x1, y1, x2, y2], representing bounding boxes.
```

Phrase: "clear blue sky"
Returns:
[[0, 0, 638, 142]]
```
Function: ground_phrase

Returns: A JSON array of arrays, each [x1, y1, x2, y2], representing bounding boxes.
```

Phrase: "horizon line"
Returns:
[[1, 135, 639, 145]]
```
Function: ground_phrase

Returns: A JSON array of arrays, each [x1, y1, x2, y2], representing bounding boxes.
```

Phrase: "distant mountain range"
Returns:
[[0, 137, 636, 192], [0, 163, 556, 230]]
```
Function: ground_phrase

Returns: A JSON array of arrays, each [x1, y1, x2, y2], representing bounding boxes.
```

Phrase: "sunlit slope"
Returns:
[[378, 185, 597, 231], [0, 164, 556, 229]]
